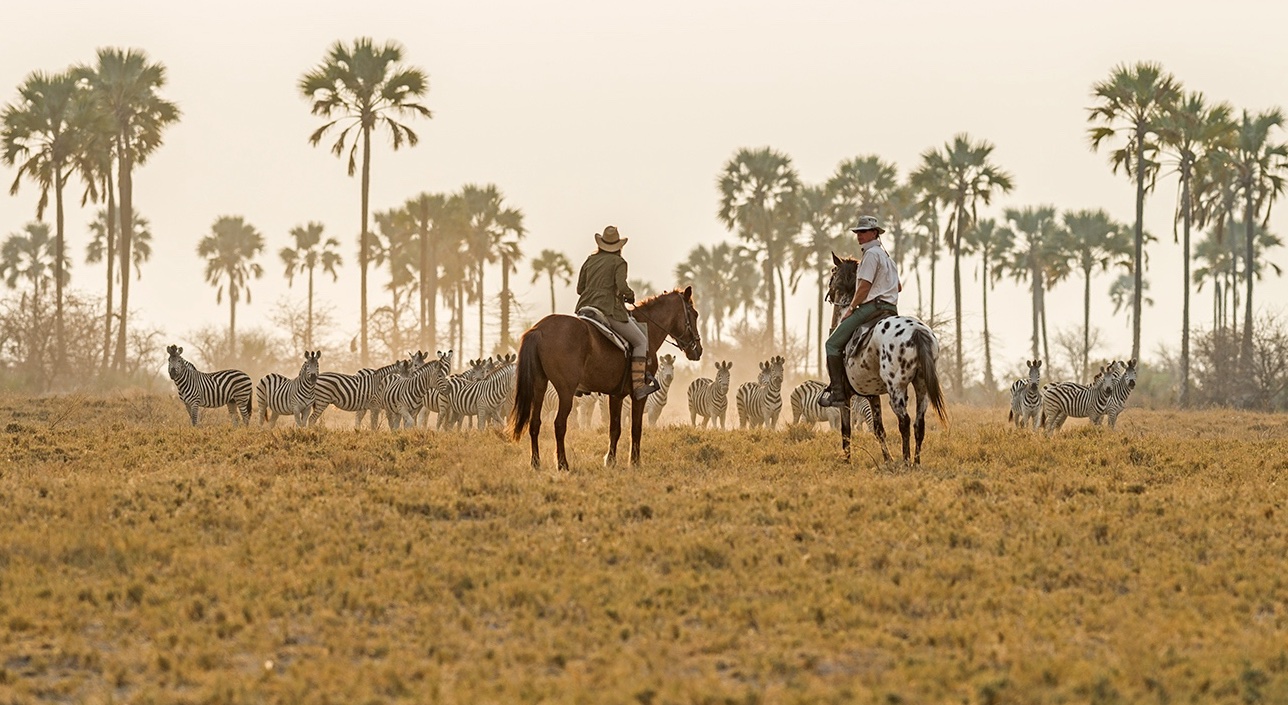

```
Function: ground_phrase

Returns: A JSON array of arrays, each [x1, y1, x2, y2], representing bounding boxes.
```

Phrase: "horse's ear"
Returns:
[[683, 285, 692, 300], [832, 251, 842, 265]]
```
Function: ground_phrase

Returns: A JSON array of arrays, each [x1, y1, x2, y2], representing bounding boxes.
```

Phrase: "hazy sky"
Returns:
[[4, 1, 1287, 379]]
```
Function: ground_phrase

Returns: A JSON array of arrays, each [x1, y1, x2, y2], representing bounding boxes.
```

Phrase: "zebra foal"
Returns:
[[166, 345, 253, 426]]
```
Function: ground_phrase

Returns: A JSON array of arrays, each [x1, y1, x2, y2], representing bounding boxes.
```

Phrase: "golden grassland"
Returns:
[[1, 393, 1287, 704]]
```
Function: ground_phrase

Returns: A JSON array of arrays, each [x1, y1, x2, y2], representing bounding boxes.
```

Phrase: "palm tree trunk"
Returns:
[[929, 229, 939, 324], [426, 260, 439, 353], [1131, 125, 1146, 361], [1040, 280, 1051, 371], [307, 265, 315, 350], [547, 272, 556, 315], [1241, 188, 1256, 370], [952, 203, 965, 392], [360, 126, 372, 366], [501, 253, 512, 351], [53, 167, 66, 376], [763, 255, 776, 346], [981, 253, 994, 391], [114, 137, 134, 371], [229, 280, 238, 360], [101, 173, 116, 374], [1029, 265, 1041, 360], [478, 261, 486, 357], [816, 270, 825, 377], [776, 265, 788, 350], [419, 224, 428, 350], [1082, 266, 1092, 382], [1180, 168, 1192, 406]]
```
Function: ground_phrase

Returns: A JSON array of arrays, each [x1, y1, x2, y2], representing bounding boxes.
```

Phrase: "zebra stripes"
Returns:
[[165, 345, 253, 426], [442, 358, 516, 430], [688, 360, 732, 428], [1093, 359, 1137, 429], [789, 379, 874, 431], [1008, 359, 1043, 430], [736, 356, 785, 429], [1040, 366, 1115, 435], [256, 350, 321, 428], [382, 355, 447, 430], [310, 359, 407, 429]]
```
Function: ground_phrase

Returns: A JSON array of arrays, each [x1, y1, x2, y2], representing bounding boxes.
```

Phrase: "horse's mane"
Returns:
[[634, 288, 687, 309]]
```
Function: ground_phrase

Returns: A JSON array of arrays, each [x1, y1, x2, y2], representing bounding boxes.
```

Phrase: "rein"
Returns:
[[631, 295, 700, 357]]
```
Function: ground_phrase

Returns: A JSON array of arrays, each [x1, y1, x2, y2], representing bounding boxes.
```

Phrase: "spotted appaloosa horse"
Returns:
[[826, 253, 949, 464]]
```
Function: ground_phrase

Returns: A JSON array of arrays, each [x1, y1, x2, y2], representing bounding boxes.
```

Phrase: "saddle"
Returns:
[[575, 307, 648, 396], [843, 308, 899, 360]]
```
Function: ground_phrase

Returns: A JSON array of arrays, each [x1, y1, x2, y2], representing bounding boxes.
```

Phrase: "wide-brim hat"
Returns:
[[595, 225, 627, 252], [850, 215, 885, 235]]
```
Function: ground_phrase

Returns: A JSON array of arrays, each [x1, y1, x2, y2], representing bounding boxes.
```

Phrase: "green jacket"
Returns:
[[575, 250, 633, 322]]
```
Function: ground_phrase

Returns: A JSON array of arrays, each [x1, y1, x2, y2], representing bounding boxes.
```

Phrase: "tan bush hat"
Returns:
[[595, 225, 627, 252], [850, 215, 885, 235]]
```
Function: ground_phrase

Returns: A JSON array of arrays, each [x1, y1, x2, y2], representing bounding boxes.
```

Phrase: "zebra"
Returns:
[[437, 357, 501, 430], [256, 350, 321, 428], [789, 379, 874, 431], [486, 354, 520, 426], [687, 360, 732, 428], [1008, 359, 1043, 430], [1040, 366, 1116, 435], [165, 344, 253, 426], [1093, 358, 1137, 429], [416, 349, 455, 428], [382, 355, 446, 430], [736, 355, 785, 429], [443, 359, 516, 430], [309, 359, 407, 429]]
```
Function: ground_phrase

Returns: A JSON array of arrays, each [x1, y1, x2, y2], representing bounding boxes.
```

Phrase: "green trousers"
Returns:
[[825, 300, 898, 357]]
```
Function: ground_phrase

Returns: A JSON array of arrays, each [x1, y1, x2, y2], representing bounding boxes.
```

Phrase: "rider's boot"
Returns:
[[631, 356, 660, 400], [818, 354, 849, 408]]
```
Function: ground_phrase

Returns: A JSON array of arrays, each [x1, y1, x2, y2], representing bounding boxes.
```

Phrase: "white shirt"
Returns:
[[855, 239, 900, 305]]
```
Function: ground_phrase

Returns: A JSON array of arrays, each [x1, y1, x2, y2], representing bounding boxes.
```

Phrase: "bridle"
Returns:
[[633, 293, 701, 357]]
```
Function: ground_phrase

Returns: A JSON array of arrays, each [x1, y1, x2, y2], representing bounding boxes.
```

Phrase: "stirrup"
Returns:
[[818, 389, 846, 409]]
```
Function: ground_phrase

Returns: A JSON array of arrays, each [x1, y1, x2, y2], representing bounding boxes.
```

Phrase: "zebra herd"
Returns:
[[684, 355, 876, 432], [1009, 358, 1139, 434], [166, 345, 524, 431]]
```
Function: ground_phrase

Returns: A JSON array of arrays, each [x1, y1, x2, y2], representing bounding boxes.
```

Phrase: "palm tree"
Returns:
[[86, 209, 152, 368], [1088, 62, 1182, 361], [372, 208, 418, 355], [717, 147, 801, 349], [402, 192, 454, 351], [457, 184, 524, 356], [198, 216, 265, 356], [880, 182, 921, 272], [960, 218, 1014, 391], [797, 183, 846, 375], [78, 47, 181, 371], [1158, 92, 1236, 405], [299, 38, 431, 365], [674, 241, 757, 346], [828, 155, 898, 221], [1193, 221, 1283, 332], [1221, 108, 1288, 369], [2, 222, 69, 311], [280, 221, 342, 350], [1000, 207, 1068, 365], [1109, 273, 1154, 333], [1061, 210, 1131, 382], [911, 134, 1014, 392], [2, 70, 94, 370], [530, 249, 573, 315]]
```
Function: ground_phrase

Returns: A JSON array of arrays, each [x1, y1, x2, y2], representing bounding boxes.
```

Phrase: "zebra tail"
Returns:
[[914, 328, 949, 427], [508, 329, 543, 441]]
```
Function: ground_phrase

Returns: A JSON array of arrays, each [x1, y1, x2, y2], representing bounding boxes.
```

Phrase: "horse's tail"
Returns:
[[508, 329, 543, 441], [914, 328, 949, 427]]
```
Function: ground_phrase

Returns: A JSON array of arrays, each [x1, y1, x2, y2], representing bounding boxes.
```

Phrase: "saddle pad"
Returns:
[[576, 307, 628, 353], [844, 310, 899, 360]]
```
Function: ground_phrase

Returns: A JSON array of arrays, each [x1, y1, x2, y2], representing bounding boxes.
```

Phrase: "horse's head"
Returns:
[[826, 252, 859, 309], [637, 286, 703, 361]]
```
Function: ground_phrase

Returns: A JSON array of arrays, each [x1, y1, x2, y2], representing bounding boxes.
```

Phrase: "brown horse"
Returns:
[[509, 287, 702, 469]]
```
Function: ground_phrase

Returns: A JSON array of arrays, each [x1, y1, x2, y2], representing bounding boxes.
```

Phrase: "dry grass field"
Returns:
[[1, 393, 1287, 704]]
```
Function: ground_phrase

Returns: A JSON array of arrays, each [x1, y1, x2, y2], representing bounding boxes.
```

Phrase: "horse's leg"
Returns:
[[839, 393, 852, 463], [554, 385, 576, 471], [604, 395, 624, 467], [866, 395, 892, 462], [629, 393, 646, 466], [913, 380, 930, 465], [528, 380, 548, 469], [888, 386, 912, 464]]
